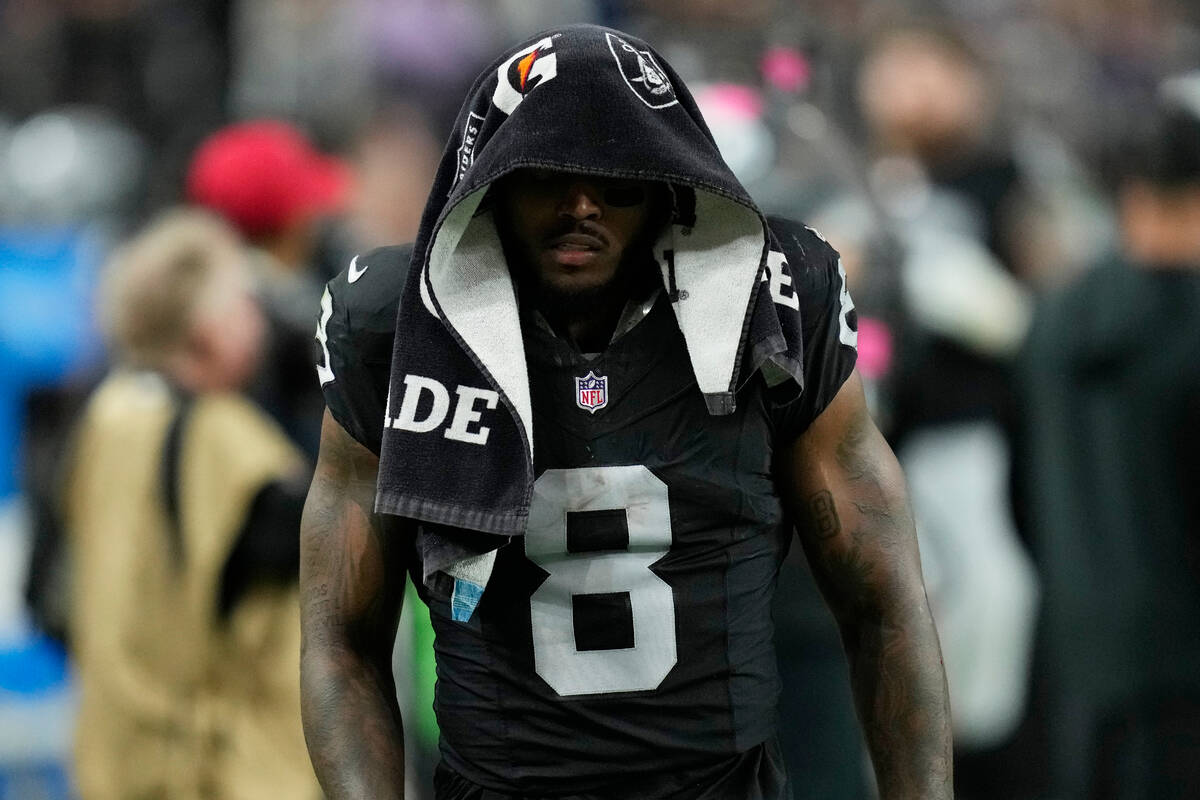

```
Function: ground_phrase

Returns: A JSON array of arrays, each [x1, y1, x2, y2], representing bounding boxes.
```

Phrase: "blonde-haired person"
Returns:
[[66, 209, 320, 800]]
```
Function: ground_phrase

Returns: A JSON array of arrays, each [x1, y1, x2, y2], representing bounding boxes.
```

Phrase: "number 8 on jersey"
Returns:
[[525, 466, 677, 696]]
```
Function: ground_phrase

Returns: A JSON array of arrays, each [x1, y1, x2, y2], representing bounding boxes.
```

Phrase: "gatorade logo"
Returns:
[[493, 36, 559, 115]]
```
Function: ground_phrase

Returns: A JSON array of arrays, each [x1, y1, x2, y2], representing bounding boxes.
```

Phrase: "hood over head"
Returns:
[[438, 25, 760, 218], [409, 24, 775, 435], [378, 25, 805, 544]]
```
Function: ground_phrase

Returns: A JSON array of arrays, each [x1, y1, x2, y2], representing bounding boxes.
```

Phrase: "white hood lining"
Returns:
[[427, 186, 765, 458]]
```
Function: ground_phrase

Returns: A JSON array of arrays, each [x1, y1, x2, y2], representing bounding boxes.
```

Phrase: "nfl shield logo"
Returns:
[[575, 371, 608, 414]]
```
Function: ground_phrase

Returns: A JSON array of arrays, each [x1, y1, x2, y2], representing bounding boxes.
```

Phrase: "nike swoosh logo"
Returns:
[[347, 255, 368, 283]]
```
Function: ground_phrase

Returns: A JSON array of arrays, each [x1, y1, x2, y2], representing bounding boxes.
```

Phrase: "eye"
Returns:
[[602, 184, 647, 207]]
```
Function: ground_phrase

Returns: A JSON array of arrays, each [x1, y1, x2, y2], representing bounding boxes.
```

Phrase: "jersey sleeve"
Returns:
[[766, 218, 859, 443], [314, 245, 411, 456]]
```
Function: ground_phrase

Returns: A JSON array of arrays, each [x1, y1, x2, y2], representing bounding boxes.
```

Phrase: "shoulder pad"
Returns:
[[760, 215, 844, 318], [764, 215, 840, 275], [327, 244, 414, 336], [761, 217, 858, 440], [317, 244, 412, 455]]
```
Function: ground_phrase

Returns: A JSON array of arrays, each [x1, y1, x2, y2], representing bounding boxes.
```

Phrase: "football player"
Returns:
[[300, 25, 951, 800]]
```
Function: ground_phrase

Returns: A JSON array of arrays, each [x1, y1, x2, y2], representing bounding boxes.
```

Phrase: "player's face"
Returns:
[[493, 169, 661, 302]]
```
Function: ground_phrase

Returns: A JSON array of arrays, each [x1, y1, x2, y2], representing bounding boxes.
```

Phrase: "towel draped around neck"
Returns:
[[375, 24, 808, 609]]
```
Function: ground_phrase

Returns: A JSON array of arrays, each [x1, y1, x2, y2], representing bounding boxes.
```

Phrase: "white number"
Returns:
[[315, 287, 335, 385], [766, 250, 800, 310], [836, 257, 858, 349], [525, 465, 677, 696]]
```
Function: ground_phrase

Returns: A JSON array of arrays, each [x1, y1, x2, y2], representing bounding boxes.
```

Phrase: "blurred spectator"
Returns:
[[845, 21, 1043, 792], [186, 120, 348, 280], [64, 209, 319, 800], [690, 82, 872, 799], [1019, 71, 1200, 799], [856, 20, 1027, 276], [684, 19, 1036, 796], [187, 119, 351, 456], [809, 189, 1040, 757], [852, 19, 1034, 455]]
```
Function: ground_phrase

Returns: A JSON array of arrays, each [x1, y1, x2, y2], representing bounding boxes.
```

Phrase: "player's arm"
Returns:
[[300, 409, 409, 799], [778, 372, 953, 799]]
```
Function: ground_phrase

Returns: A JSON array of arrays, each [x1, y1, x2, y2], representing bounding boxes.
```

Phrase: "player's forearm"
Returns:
[[822, 442, 953, 798], [839, 582, 953, 799], [300, 638, 406, 799], [300, 412, 408, 799], [788, 380, 953, 798]]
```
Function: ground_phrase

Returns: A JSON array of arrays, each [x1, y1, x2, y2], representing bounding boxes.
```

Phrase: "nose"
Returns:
[[557, 181, 603, 220]]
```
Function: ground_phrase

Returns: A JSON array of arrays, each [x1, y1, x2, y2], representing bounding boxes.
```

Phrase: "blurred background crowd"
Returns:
[[1, 0, 1199, 798]]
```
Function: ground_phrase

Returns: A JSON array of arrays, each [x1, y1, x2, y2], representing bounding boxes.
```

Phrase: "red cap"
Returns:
[[186, 120, 350, 238]]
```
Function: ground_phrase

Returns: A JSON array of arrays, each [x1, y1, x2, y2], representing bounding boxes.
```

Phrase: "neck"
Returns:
[[531, 255, 659, 352], [540, 294, 628, 353]]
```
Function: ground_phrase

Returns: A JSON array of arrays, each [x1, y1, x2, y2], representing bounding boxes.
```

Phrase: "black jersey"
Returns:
[[317, 219, 857, 798], [315, 244, 411, 456]]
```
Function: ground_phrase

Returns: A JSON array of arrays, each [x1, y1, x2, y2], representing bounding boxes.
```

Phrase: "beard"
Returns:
[[525, 246, 659, 317], [497, 216, 663, 320], [490, 179, 671, 324]]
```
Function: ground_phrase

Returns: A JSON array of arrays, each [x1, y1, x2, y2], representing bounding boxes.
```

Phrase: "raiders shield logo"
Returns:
[[452, 111, 486, 190], [605, 32, 678, 109], [575, 371, 608, 414]]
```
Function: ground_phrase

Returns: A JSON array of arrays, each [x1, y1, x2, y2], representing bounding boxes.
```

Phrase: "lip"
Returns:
[[547, 232, 605, 250], [545, 232, 606, 268]]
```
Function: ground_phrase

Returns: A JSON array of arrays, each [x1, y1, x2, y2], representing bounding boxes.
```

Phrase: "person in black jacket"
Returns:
[[1020, 72, 1200, 800]]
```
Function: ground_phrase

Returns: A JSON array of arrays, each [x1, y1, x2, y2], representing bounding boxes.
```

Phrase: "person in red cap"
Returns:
[[187, 120, 351, 456], [187, 120, 349, 243]]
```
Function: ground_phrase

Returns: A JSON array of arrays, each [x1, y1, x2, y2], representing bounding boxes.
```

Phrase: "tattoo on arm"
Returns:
[[300, 411, 408, 800], [808, 489, 841, 539], [786, 377, 953, 799]]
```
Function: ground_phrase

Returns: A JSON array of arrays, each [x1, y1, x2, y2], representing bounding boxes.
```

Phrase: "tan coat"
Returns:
[[66, 372, 320, 800]]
